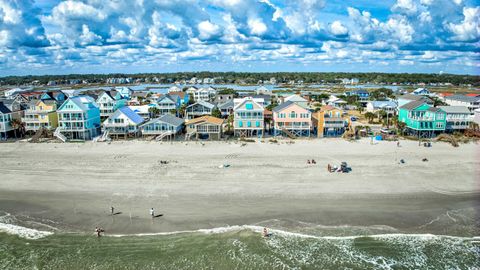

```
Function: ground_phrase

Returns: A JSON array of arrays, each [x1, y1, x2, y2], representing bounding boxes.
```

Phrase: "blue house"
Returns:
[[345, 89, 370, 102], [157, 94, 181, 116], [140, 114, 184, 140], [41, 91, 66, 103], [57, 96, 101, 140]]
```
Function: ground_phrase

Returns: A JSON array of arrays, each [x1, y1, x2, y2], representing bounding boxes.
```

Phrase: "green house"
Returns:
[[398, 100, 446, 137]]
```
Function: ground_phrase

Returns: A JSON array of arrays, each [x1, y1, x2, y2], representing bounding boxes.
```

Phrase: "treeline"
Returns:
[[1, 72, 478, 86]]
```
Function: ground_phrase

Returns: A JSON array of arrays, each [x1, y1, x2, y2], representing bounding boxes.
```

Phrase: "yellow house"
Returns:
[[312, 105, 350, 137], [22, 99, 59, 132]]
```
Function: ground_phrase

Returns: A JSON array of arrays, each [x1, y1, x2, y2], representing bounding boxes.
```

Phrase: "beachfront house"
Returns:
[[366, 101, 397, 114], [185, 115, 224, 140], [444, 95, 480, 114], [272, 101, 311, 137], [312, 105, 349, 138], [40, 91, 66, 103], [233, 97, 264, 137], [157, 94, 180, 116], [218, 100, 234, 118], [103, 107, 144, 138], [22, 99, 59, 133], [185, 100, 216, 120], [398, 101, 446, 137], [139, 114, 184, 140], [96, 91, 128, 120], [474, 109, 480, 125], [57, 96, 101, 141], [0, 102, 17, 139], [438, 106, 472, 132], [326, 95, 347, 109]]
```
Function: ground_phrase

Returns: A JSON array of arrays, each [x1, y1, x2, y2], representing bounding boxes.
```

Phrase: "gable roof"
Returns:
[[118, 106, 144, 124], [188, 100, 215, 110], [273, 101, 295, 112], [157, 94, 177, 103], [399, 100, 428, 110], [60, 96, 98, 111], [427, 107, 443, 113], [438, 106, 471, 114], [186, 115, 224, 126], [168, 91, 186, 99], [369, 101, 397, 108], [217, 100, 234, 109], [233, 97, 264, 111], [141, 114, 184, 127], [285, 94, 307, 102], [397, 94, 431, 102]]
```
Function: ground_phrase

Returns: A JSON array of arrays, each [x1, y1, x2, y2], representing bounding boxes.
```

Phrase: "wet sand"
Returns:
[[0, 139, 479, 236]]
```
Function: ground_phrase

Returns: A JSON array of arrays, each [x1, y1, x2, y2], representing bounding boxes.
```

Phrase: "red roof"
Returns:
[[439, 92, 453, 97], [465, 93, 480, 97]]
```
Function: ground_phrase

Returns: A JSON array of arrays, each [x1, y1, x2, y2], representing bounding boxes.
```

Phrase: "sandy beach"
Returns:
[[0, 139, 479, 236]]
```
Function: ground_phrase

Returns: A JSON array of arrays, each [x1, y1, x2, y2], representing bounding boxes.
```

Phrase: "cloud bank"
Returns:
[[0, 0, 478, 75]]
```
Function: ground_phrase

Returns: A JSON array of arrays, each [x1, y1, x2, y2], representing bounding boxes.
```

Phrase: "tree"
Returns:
[[10, 118, 22, 138], [148, 107, 160, 118], [211, 107, 222, 118], [226, 114, 234, 133], [364, 112, 375, 123], [431, 97, 447, 107]]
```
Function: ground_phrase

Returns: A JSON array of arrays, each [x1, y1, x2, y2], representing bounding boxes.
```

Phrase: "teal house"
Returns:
[[398, 100, 446, 137], [57, 96, 101, 140]]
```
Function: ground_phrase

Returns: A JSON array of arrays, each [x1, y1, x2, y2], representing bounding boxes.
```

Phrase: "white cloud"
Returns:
[[448, 7, 480, 41], [329, 21, 348, 36], [198, 20, 222, 40], [248, 18, 268, 36]]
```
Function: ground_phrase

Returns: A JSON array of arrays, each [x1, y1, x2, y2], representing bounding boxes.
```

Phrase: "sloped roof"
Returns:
[[141, 114, 184, 127], [438, 106, 471, 114], [398, 94, 430, 102], [61, 96, 98, 111], [217, 100, 234, 109], [427, 107, 442, 113], [0, 102, 11, 114], [445, 94, 480, 103], [369, 101, 397, 109], [272, 101, 295, 112], [186, 115, 224, 126], [399, 100, 427, 110], [118, 106, 144, 124], [169, 91, 186, 99], [157, 94, 176, 103], [189, 100, 215, 110], [285, 94, 307, 102]]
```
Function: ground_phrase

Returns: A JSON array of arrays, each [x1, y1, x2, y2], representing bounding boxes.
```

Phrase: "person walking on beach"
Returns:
[[95, 227, 101, 237], [111, 206, 114, 215], [150, 208, 155, 218]]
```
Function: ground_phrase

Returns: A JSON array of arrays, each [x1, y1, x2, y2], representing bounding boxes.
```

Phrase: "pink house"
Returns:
[[273, 101, 311, 137]]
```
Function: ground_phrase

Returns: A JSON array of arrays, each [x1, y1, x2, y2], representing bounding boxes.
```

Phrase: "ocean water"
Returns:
[[0, 225, 479, 270]]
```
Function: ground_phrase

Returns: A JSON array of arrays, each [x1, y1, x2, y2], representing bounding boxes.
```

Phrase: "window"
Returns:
[[247, 121, 251, 127], [436, 122, 443, 129], [255, 121, 260, 127], [290, 111, 297, 118], [436, 113, 444, 120], [239, 121, 243, 127], [246, 103, 253, 110]]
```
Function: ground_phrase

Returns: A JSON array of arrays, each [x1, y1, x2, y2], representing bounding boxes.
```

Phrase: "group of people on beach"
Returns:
[[307, 159, 317, 164], [95, 206, 159, 237]]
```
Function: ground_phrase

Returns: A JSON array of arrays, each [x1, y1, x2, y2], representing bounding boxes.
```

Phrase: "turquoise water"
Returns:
[[1, 227, 478, 270]]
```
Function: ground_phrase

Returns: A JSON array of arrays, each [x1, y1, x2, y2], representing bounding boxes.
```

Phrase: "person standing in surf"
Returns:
[[150, 208, 155, 218]]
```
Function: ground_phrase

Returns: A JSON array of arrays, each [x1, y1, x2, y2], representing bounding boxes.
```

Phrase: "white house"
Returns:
[[256, 86, 272, 95], [474, 109, 480, 125], [284, 94, 309, 109], [444, 95, 480, 114], [438, 106, 472, 131], [412, 88, 430, 96], [366, 101, 397, 114], [326, 95, 347, 109], [103, 106, 145, 138], [233, 97, 265, 137]]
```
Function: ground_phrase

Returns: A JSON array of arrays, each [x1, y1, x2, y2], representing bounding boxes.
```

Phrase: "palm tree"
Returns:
[[9, 118, 22, 138], [364, 112, 375, 123], [226, 114, 234, 133], [148, 107, 160, 118], [211, 107, 222, 118]]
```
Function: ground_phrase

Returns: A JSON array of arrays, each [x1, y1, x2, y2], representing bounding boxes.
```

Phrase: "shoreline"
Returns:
[[0, 139, 479, 237]]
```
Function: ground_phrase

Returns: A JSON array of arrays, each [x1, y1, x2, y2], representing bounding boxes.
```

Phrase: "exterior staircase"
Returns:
[[156, 131, 174, 141], [185, 131, 196, 141], [53, 127, 67, 142], [281, 128, 296, 139]]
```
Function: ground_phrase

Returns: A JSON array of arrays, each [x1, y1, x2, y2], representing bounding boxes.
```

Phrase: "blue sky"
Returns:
[[0, 0, 478, 76]]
